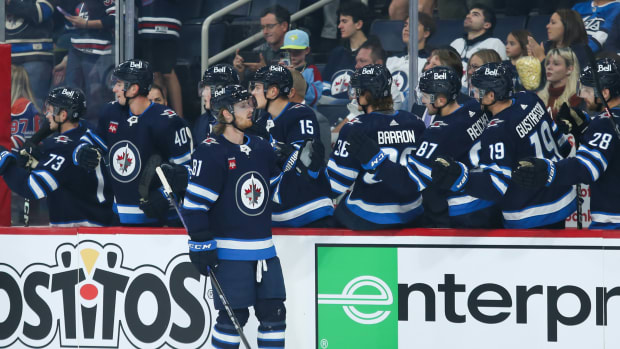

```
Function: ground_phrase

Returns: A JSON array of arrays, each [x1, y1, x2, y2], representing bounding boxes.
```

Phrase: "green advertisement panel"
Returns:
[[316, 246, 398, 349]]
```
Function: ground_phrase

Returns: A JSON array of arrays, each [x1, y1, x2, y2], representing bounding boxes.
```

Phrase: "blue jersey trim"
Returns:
[[345, 197, 423, 224], [503, 199, 576, 229], [448, 198, 495, 216], [589, 222, 620, 229], [271, 205, 334, 227], [217, 246, 277, 261]]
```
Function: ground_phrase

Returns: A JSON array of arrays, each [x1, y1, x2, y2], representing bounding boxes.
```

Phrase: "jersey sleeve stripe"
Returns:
[[576, 155, 600, 182], [489, 172, 508, 195], [186, 183, 219, 202], [95, 165, 106, 203], [181, 197, 210, 212], [270, 172, 283, 186], [406, 165, 426, 192], [409, 157, 432, 180], [329, 177, 349, 194], [86, 130, 108, 152], [32, 170, 58, 191], [327, 159, 358, 180], [480, 162, 512, 179], [578, 144, 608, 170], [170, 152, 191, 165], [28, 175, 47, 199]]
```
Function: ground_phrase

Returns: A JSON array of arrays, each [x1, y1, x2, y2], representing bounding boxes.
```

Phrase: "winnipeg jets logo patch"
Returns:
[[109, 141, 141, 183], [392, 70, 408, 92], [161, 109, 177, 118], [488, 118, 505, 127], [203, 137, 219, 145], [127, 115, 139, 127], [235, 171, 268, 216], [430, 120, 448, 128], [54, 136, 71, 143], [330, 70, 353, 95]]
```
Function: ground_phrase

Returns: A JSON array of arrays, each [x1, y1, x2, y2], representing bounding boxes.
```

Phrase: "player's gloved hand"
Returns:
[[159, 163, 189, 196], [73, 143, 101, 170], [346, 129, 386, 171], [16, 140, 44, 169], [431, 156, 469, 192], [296, 139, 325, 179], [273, 141, 299, 172], [188, 239, 218, 276], [512, 157, 556, 188], [139, 189, 170, 218], [0, 146, 17, 176], [557, 103, 588, 137]]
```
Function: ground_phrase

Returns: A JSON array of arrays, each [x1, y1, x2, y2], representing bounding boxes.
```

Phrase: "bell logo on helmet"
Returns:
[[62, 89, 75, 98], [129, 61, 143, 69], [434, 72, 447, 80], [213, 88, 225, 98], [213, 66, 226, 73], [485, 68, 499, 76], [270, 65, 284, 72], [362, 67, 374, 75], [598, 64, 612, 72]]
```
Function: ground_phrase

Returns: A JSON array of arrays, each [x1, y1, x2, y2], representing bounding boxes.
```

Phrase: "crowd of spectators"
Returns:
[[6, 0, 620, 227]]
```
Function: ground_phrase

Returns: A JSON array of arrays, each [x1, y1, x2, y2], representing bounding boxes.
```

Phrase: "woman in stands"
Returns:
[[527, 9, 589, 68], [537, 47, 582, 120]]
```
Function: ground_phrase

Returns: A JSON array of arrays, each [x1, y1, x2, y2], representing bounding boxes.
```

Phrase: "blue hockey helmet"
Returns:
[[46, 87, 87, 120], [419, 66, 461, 103], [579, 58, 620, 99], [113, 59, 153, 95], [349, 64, 393, 100], [470, 62, 514, 101]]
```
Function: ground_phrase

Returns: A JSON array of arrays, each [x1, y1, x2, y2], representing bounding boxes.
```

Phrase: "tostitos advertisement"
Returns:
[[0, 228, 619, 348]]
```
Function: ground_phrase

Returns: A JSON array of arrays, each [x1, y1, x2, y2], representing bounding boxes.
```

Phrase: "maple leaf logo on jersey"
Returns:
[[116, 150, 133, 173], [244, 183, 262, 207], [161, 109, 177, 118], [429, 120, 448, 128], [487, 119, 505, 127]]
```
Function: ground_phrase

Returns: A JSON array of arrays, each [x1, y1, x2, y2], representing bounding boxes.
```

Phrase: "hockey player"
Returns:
[[182, 85, 286, 348], [0, 87, 116, 226], [74, 59, 192, 226], [431, 62, 576, 228], [193, 64, 240, 143], [249, 64, 334, 227], [512, 58, 620, 229], [326, 64, 426, 229]]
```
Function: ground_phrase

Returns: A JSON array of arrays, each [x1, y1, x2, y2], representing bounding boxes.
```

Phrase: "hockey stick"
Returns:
[[155, 167, 253, 349]]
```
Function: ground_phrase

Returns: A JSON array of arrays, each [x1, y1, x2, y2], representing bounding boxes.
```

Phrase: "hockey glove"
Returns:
[[73, 143, 101, 170], [273, 141, 299, 172], [431, 156, 469, 192], [346, 129, 386, 171], [139, 189, 171, 218], [296, 139, 325, 179], [0, 146, 16, 176], [512, 157, 556, 189], [159, 163, 189, 196], [17, 140, 44, 169], [188, 239, 218, 276], [557, 103, 588, 138]]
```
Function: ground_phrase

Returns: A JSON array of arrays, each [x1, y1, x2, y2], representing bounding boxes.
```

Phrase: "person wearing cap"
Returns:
[[281, 29, 324, 107]]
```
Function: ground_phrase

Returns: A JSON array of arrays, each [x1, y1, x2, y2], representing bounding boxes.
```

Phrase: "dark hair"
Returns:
[[471, 49, 502, 65], [508, 29, 531, 56], [260, 5, 291, 26], [359, 36, 386, 64], [431, 46, 464, 79], [150, 83, 166, 100], [338, 1, 368, 25], [365, 93, 394, 111], [469, 3, 496, 33], [553, 9, 588, 48], [418, 12, 436, 39]]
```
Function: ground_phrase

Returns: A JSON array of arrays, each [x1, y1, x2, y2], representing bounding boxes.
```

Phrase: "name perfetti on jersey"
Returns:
[[466, 113, 490, 141], [377, 129, 417, 145], [516, 102, 546, 138]]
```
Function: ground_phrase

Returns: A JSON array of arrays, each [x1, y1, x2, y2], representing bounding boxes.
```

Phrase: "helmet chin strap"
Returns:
[[357, 96, 370, 114]]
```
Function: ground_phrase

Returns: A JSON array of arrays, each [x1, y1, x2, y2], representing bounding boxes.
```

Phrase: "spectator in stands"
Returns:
[[322, 1, 369, 95], [527, 9, 589, 68], [505, 29, 533, 92], [537, 47, 582, 119], [53, 0, 116, 124], [6, 0, 57, 109], [136, 0, 184, 116], [233, 5, 290, 79], [288, 69, 332, 159], [148, 84, 168, 106], [572, 0, 620, 53], [465, 49, 502, 93], [387, 13, 436, 111], [280, 29, 324, 107], [450, 4, 507, 68], [9, 65, 48, 226], [389, 0, 435, 20]]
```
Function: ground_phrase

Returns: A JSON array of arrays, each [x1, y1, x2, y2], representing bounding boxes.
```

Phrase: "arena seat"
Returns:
[[493, 15, 527, 43], [526, 14, 551, 43], [427, 19, 462, 48], [231, 0, 301, 24], [201, 0, 250, 19], [178, 20, 227, 62], [369, 19, 406, 55], [316, 104, 350, 126]]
